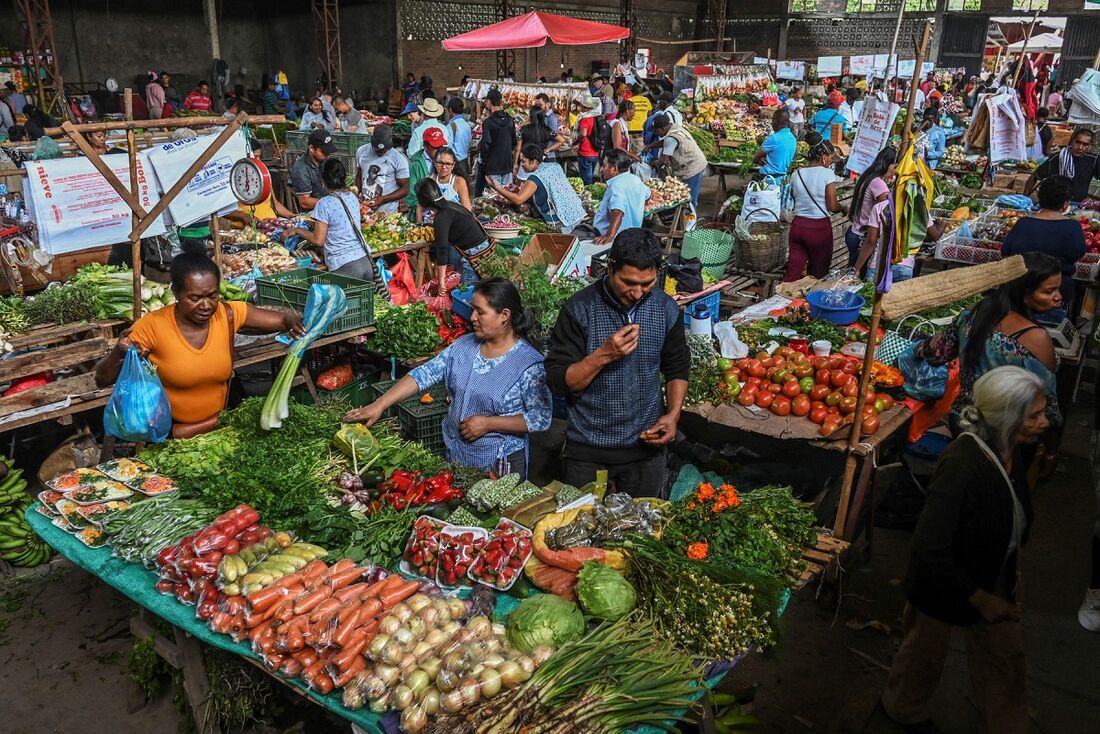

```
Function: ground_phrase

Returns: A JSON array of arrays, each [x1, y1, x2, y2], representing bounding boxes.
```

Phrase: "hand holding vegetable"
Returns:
[[640, 412, 678, 446], [281, 312, 308, 339], [599, 324, 639, 361]]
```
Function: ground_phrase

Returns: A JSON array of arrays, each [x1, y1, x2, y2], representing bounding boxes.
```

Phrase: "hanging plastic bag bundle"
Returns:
[[103, 346, 173, 443]]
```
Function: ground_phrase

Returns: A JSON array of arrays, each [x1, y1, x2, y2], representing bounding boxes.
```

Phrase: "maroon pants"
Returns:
[[784, 215, 834, 282]]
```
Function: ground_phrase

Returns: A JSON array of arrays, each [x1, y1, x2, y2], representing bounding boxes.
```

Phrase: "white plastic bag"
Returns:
[[742, 180, 781, 224], [714, 321, 749, 359]]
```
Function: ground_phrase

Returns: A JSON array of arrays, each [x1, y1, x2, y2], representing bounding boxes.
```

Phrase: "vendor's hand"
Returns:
[[343, 403, 384, 427], [282, 312, 307, 339], [970, 589, 1021, 623], [598, 324, 639, 361], [113, 328, 149, 359], [486, 177, 500, 191], [459, 415, 491, 442], [593, 234, 613, 245], [640, 413, 679, 446]]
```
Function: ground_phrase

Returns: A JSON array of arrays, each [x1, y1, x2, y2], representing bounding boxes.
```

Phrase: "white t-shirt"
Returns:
[[785, 97, 806, 124], [790, 166, 839, 220], [355, 146, 411, 214]]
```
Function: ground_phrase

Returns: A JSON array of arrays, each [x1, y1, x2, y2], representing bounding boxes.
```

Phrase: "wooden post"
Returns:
[[43, 115, 287, 136], [834, 20, 931, 539], [1011, 6, 1043, 88], [211, 213, 222, 268], [60, 122, 148, 219], [124, 89, 143, 321]]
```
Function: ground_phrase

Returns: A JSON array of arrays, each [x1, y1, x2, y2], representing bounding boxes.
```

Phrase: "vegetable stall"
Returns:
[[22, 388, 829, 734]]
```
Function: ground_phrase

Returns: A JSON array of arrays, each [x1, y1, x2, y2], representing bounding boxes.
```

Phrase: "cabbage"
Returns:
[[575, 561, 636, 621], [506, 594, 585, 652]]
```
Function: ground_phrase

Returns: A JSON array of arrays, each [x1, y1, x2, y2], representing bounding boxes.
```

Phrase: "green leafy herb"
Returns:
[[371, 302, 441, 360]]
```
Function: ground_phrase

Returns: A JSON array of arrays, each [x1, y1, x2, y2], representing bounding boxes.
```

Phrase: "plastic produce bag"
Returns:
[[714, 321, 749, 359], [897, 341, 949, 401], [386, 252, 417, 305], [741, 180, 782, 223], [104, 346, 172, 443]]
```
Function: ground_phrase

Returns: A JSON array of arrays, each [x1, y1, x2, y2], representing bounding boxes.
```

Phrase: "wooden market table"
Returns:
[[707, 162, 752, 218], [0, 324, 375, 434]]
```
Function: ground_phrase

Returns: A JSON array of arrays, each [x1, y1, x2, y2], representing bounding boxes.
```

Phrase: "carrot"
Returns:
[[377, 579, 421, 609], [324, 564, 365, 591], [331, 603, 364, 649], [293, 586, 332, 616], [261, 652, 286, 671], [329, 632, 369, 670], [371, 573, 407, 596], [245, 584, 289, 614], [300, 658, 328, 682], [257, 636, 278, 659], [355, 598, 384, 624], [293, 649, 318, 667], [248, 619, 275, 645], [274, 597, 299, 623], [334, 583, 370, 604], [327, 558, 357, 575], [244, 603, 277, 629], [310, 672, 335, 695], [332, 656, 366, 688], [209, 611, 233, 635], [281, 629, 306, 653], [308, 597, 342, 623], [279, 658, 303, 678], [301, 560, 331, 589], [356, 576, 393, 600], [221, 595, 246, 615]]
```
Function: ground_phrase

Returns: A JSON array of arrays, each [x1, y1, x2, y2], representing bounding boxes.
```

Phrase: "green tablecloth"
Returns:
[[26, 505, 395, 733]]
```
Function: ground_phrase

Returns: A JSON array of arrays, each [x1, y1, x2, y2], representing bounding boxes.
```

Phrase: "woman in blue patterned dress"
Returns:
[[343, 279, 552, 478]]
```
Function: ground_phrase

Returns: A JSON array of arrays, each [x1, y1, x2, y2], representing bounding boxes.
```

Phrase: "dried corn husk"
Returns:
[[880, 255, 1026, 321]]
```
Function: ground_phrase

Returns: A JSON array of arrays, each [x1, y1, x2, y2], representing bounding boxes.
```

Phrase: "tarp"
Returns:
[[1005, 32, 1063, 53], [442, 11, 630, 51]]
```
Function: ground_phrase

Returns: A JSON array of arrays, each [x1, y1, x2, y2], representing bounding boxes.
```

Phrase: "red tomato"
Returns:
[[810, 405, 829, 424], [862, 414, 881, 434], [830, 370, 851, 388], [810, 400, 825, 411], [737, 391, 756, 406], [723, 367, 742, 381], [772, 356, 787, 369], [810, 384, 831, 401], [791, 394, 811, 417], [792, 363, 814, 379], [841, 360, 858, 375], [839, 396, 858, 414], [815, 369, 832, 386], [824, 391, 841, 406], [742, 383, 759, 396], [827, 356, 845, 370], [782, 380, 801, 398], [812, 356, 830, 370], [820, 417, 842, 436], [747, 362, 766, 379], [875, 393, 895, 411], [761, 357, 776, 369], [840, 381, 859, 398], [771, 395, 791, 416], [755, 391, 775, 409], [777, 346, 795, 358], [767, 382, 783, 394]]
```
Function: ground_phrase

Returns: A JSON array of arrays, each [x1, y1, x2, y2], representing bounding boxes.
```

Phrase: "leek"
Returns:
[[259, 284, 347, 430]]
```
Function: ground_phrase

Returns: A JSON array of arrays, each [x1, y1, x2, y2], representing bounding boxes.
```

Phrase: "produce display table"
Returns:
[[0, 325, 375, 433], [708, 162, 752, 217]]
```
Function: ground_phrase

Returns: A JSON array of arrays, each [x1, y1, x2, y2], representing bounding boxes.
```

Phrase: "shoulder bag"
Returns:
[[333, 192, 381, 291]]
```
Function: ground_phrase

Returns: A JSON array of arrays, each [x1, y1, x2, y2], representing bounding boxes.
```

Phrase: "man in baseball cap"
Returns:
[[355, 123, 411, 215], [290, 129, 337, 210], [405, 126, 449, 212], [407, 97, 452, 159]]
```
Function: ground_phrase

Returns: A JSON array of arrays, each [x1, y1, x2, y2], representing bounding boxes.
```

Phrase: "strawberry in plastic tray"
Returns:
[[435, 526, 487, 589], [401, 515, 446, 578], [467, 519, 533, 590]]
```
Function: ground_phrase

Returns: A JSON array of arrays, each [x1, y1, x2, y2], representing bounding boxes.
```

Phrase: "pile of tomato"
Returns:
[[714, 346, 895, 436]]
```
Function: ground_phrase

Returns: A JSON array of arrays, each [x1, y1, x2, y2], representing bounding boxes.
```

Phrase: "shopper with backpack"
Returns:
[[572, 95, 606, 185]]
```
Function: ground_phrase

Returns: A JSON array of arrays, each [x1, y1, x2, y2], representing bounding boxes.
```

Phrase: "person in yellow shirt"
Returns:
[[223, 191, 296, 229], [626, 85, 652, 155], [94, 242, 305, 437]]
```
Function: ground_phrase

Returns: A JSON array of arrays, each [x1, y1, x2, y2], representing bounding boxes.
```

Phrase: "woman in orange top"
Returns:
[[95, 242, 305, 436]]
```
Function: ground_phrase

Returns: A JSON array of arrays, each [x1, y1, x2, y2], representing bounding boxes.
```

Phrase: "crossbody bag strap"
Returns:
[[796, 168, 832, 219], [334, 192, 371, 257]]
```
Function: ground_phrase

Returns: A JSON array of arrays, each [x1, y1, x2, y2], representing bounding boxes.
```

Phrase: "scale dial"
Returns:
[[229, 158, 272, 205]]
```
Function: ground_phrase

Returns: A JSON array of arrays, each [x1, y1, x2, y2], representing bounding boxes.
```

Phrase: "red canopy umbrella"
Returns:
[[442, 11, 630, 51]]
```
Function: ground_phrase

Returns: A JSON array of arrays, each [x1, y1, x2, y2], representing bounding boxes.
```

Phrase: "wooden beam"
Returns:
[[130, 112, 248, 241], [0, 338, 109, 383], [42, 115, 286, 136], [59, 122, 148, 220]]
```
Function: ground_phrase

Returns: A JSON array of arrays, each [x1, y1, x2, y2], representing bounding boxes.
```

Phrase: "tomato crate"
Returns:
[[255, 268, 374, 335], [292, 372, 376, 407], [396, 396, 448, 455], [369, 379, 448, 420]]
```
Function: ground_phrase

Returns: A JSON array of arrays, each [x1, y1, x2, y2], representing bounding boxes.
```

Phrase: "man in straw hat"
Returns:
[[407, 96, 451, 158], [571, 94, 604, 185]]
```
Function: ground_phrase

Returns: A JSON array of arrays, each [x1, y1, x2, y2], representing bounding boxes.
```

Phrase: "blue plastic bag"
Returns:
[[104, 347, 173, 443], [897, 341, 948, 401]]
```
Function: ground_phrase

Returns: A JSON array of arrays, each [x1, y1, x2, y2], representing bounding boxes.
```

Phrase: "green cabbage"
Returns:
[[506, 594, 585, 652], [575, 561, 636, 621]]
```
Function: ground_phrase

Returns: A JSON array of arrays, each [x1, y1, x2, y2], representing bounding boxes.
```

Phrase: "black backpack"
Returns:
[[588, 116, 613, 155]]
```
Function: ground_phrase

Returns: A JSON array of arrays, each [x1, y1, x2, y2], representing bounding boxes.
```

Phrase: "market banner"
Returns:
[[870, 54, 898, 79], [847, 94, 899, 175], [850, 55, 875, 76], [816, 56, 843, 77], [143, 129, 250, 228], [23, 152, 167, 255], [986, 92, 1026, 164], [776, 61, 806, 81], [897, 60, 935, 79]]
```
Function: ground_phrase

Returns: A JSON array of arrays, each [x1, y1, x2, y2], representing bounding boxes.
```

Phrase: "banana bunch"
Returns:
[[0, 457, 51, 568], [406, 225, 435, 243], [221, 542, 328, 596]]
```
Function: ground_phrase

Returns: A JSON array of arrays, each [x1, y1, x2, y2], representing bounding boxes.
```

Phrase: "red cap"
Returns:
[[422, 127, 446, 148]]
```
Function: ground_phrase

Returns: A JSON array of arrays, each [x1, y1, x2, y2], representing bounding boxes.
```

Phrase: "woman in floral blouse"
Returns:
[[344, 279, 551, 478]]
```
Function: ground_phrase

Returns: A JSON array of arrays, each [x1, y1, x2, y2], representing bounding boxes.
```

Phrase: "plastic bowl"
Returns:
[[805, 290, 866, 326], [483, 225, 522, 240]]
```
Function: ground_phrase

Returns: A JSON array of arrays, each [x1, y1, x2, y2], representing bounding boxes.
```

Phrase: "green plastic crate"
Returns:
[[334, 131, 371, 154], [369, 380, 448, 420], [292, 372, 376, 407], [285, 129, 310, 151], [397, 397, 448, 455], [255, 268, 375, 335]]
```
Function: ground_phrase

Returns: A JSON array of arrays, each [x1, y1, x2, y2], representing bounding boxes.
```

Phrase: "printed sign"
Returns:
[[847, 94, 900, 175], [144, 130, 250, 228], [850, 55, 875, 76], [817, 56, 843, 77], [776, 60, 806, 81]]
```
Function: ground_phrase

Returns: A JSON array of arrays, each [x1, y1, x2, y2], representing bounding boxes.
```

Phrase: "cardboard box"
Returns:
[[516, 233, 581, 282], [1051, 125, 1072, 148]]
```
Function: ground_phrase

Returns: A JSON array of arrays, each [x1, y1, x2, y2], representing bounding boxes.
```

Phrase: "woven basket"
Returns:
[[681, 229, 734, 278], [735, 222, 787, 273], [881, 254, 1027, 321]]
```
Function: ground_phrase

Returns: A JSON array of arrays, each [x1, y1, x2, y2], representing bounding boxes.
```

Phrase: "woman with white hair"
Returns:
[[881, 365, 1048, 734]]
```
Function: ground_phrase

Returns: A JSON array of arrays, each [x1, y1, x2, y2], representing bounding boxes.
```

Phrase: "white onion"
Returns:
[[367, 634, 390, 660], [417, 605, 439, 628], [379, 615, 401, 636], [375, 665, 400, 688], [497, 660, 524, 688], [405, 668, 431, 696], [424, 628, 449, 647], [381, 639, 405, 666], [458, 677, 481, 707], [466, 616, 491, 637], [420, 656, 441, 680], [530, 645, 555, 666], [436, 667, 459, 692], [410, 641, 433, 661], [441, 688, 464, 713], [406, 593, 431, 613], [516, 655, 535, 674], [406, 616, 426, 640], [368, 691, 390, 713], [390, 602, 412, 623], [393, 626, 416, 646], [392, 684, 415, 711], [479, 667, 502, 699], [419, 687, 441, 715], [400, 703, 428, 733], [447, 597, 467, 619]]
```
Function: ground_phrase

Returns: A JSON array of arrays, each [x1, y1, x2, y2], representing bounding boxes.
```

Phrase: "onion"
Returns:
[[379, 615, 401, 636], [470, 663, 485, 677], [420, 656, 441, 680], [406, 616, 426, 640], [447, 597, 467, 619], [436, 667, 459, 692], [381, 639, 405, 666], [364, 675, 389, 700], [375, 665, 400, 688], [432, 598, 452, 618], [367, 634, 390, 660], [390, 602, 412, 623], [467, 616, 491, 637], [394, 626, 416, 646], [398, 653, 419, 673], [419, 687, 441, 715], [449, 629, 473, 645], [530, 645, 555, 666], [406, 593, 431, 613], [424, 629, 449, 647], [482, 653, 505, 668], [491, 623, 506, 637], [458, 677, 481, 707], [497, 660, 525, 688], [516, 655, 535, 674], [441, 650, 464, 673], [392, 684, 415, 711], [400, 703, 428, 733], [405, 668, 431, 696], [440, 621, 460, 636], [479, 667, 502, 699], [417, 605, 439, 628], [441, 688, 465, 713], [368, 692, 390, 713], [483, 637, 503, 654], [410, 641, 433, 661]]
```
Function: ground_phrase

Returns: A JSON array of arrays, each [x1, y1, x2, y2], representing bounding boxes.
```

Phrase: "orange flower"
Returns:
[[687, 541, 709, 560], [687, 501, 697, 511], [696, 482, 716, 501]]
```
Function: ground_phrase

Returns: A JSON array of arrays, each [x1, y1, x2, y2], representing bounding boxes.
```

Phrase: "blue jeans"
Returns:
[[844, 226, 863, 267], [683, 171, 704, 208], [578, 155, 599, 185]]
